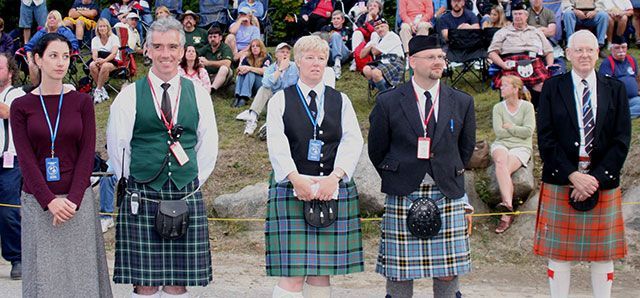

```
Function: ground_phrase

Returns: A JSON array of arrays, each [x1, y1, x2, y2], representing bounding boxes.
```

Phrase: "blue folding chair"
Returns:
[[200, 0, 230, 31], [155, 0, 183, 15]]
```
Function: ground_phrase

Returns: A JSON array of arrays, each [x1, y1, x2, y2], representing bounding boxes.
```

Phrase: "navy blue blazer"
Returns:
[[537, 72, 631, 189], [368, 81, 476, 198]]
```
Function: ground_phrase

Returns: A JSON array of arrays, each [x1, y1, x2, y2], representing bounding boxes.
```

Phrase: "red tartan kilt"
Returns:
[[353, 41, 373, 72], [493, 54, 550, 89], [533, 183, 627, 261]]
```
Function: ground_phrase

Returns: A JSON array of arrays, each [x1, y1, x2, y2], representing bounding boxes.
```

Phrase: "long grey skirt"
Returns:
[[21, 188, 113, 298]]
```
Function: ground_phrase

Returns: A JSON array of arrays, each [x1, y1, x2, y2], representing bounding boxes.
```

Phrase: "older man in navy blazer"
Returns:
[[368, 35, 476, 298]]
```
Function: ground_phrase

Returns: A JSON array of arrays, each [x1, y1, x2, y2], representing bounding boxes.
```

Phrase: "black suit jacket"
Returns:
[[537, 72, 631, 189], [368, 82, 476, 198]]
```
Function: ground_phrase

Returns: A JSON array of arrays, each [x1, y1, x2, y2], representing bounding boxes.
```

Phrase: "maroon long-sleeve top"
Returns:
[[10, 90, 96, 210]]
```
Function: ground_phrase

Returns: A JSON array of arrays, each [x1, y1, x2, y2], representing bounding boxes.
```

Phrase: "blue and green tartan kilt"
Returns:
[[265, 179, 364, 277], [113, 178, 213, 286], [376, 184, 471, 281], [376, 58, 405, 87]]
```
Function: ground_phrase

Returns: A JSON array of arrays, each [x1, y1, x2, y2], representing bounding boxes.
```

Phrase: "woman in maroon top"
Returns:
[[10, 33, 112, 297]]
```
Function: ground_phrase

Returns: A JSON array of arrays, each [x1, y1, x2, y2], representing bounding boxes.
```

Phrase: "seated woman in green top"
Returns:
[[491, 75, 536, 234]]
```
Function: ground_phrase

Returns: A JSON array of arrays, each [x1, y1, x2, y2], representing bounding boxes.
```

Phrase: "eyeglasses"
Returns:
[[571, 48, 597, 55], [413, 54, 446, 62]]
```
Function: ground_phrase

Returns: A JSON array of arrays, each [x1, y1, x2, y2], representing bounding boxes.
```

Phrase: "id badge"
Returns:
[[308, 139, 322, 161], [417, 137, 431, 160], [45, 157, 60, 182], [169, 141, 190, 166], [2, 151, 14, 168]]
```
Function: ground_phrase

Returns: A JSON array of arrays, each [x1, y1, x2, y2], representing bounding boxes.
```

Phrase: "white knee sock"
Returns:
[[132, 291, 161, 298], [303, 282, 331, 298], [548, 259, 572, 298], [590, 261, 614, 298], [159, 289, 189, 298], [272, 285, 304, 298]]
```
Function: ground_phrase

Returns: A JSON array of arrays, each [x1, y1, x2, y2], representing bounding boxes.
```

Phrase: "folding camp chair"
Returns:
[[444, 29, 491, 92], [155, 0, 184, 15], [200, 0, 231, 32], [104, 26, 137, 94]]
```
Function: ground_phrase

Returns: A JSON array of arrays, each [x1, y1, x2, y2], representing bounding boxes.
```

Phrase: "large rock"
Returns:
[[465, 171, 490, 214], [213, 182, 269, 219], [484, 159, 535, 207], [354, 145, 386, 214]]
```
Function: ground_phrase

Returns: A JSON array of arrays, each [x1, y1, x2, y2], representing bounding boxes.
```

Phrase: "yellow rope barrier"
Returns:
[[2, 201, 639, 222]]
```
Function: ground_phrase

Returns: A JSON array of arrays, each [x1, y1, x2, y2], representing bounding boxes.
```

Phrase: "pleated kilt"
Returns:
[[533, 183, 627, 261], [375, 58, 405, 87], [114, 178, 212, 286], [376, 184, 471, 281], [493, 54, 549, 89], [265, 179, 364, 277]]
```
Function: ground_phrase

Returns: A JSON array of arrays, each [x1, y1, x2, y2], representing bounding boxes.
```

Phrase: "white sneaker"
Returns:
[[101, 217, 114, 233], [244, 119, 258, 135], [99, 87, 109, 101], [349, 60, 356, 72], [236, 109, 253, 121], [93, 89, 103, 104], [333, 59, 342, 80]]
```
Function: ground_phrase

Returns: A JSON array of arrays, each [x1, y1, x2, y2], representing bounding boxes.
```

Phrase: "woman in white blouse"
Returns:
[[89, 18, 121, 103]]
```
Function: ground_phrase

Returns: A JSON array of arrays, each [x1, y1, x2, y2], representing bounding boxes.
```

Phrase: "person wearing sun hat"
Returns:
[[179, 10, 208, 51]]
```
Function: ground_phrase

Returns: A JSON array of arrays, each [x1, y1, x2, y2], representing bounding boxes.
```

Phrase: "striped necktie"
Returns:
[[581, 79, 595, 156]]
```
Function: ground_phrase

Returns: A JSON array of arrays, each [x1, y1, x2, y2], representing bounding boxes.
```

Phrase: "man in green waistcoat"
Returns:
[[106, 17, 219, 298]]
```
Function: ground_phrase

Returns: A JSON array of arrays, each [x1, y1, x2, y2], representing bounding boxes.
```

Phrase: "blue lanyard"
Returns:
[[295, 84, 324, 139], [38, 86, 64, 157]]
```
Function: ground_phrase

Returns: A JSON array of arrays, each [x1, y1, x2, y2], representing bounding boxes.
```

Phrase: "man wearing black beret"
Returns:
[[368, 34, 476, 297]]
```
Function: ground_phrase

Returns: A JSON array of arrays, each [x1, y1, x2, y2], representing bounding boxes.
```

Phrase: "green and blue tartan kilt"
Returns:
[[265, 179, 364, 277], [376, 58, 405, 87], [533, 183, 627, 261], [114, 178, 213, 286], [376, 184, 471, 281]]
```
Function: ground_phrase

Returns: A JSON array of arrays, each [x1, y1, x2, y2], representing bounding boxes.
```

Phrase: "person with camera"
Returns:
[[264, 35, 364, 298], [368, 35, 476, 297], [107, 17, 218, 298]]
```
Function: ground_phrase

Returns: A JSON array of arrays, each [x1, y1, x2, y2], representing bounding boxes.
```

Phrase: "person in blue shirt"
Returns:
[[238, 0, 265, 19], [436, 0, 479, 41], [24, 10, 79, 86], [598, 36, 640, 119]]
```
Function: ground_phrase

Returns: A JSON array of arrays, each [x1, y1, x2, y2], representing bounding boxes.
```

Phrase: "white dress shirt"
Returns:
[[266, 79, 364, 183], [571, 70, 597, 157], [0, 86, 26, 155], [411, 78, 441, 185], [106, 69, 219, 183]]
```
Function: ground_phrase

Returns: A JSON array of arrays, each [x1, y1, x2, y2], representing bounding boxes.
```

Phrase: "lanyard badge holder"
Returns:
[[295, 85, 324, 162], [147, 77, 190, 166], [416, 89, 437, 160], [39, 86, 64, 182]]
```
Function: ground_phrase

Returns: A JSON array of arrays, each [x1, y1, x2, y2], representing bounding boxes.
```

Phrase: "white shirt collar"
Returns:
[[571, 69, 596, 90], [149, 68, 181, 88], [297, 79, 325, 103]]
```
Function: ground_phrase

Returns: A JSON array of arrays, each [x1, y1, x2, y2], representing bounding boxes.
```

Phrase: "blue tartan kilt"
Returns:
[[265, 179, 364, 277], [375, 58, 405, 87], [113, 178, 212, 286], [376, 184, 471, 281]]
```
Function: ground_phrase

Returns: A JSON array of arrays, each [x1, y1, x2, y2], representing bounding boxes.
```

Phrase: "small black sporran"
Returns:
[[155, 200, 189, 240], [303, 200, 338, 228]]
